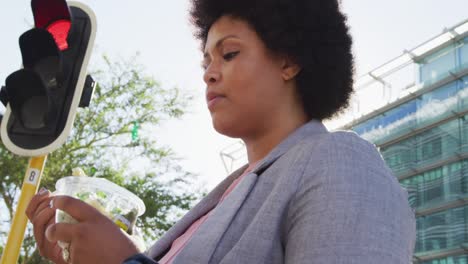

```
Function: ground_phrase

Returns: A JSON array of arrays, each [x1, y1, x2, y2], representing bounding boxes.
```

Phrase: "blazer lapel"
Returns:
[[173, 170, 259, 264], [249, 119, 328, 176], [147, 165, 248, 259]]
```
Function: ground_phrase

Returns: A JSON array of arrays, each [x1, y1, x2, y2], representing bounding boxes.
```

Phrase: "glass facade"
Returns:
[[379, 116, 464, 176], [349, 36, 468, 263], [415, 206, 467, 253], [401, 160, 468, 210]]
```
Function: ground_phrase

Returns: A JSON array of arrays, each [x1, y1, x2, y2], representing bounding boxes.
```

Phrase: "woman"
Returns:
[[26, 0, 416, 263]]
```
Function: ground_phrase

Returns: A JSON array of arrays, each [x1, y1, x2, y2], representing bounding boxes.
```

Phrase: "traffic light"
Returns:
[[0, 0, 97, 156]]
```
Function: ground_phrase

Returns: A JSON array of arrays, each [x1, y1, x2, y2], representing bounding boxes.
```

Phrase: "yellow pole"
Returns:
[[1, 155, 47, 264]]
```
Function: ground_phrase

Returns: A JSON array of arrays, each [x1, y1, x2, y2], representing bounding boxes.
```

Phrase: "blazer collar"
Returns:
[[146, 164, 247, 259], [249, 119, 328, 175], [174, 169, 258, 263], [147, 119, 327, 260]]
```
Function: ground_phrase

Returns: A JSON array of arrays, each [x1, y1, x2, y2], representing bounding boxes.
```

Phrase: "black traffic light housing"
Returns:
[[0, 0, 96, 156]]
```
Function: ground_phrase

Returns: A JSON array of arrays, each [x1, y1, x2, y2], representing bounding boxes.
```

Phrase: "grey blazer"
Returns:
[[147, 120, 416, 263]]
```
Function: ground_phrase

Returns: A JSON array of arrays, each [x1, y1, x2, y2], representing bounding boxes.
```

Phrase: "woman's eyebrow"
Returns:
[[203, 35, 240, 59]]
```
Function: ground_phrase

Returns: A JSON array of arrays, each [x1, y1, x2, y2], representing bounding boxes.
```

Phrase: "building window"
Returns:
[[416, 206, 467, 254], [422, 136, 442, 160]]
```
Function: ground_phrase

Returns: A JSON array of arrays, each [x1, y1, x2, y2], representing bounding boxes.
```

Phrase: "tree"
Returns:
[[0, 54, 201, 263]]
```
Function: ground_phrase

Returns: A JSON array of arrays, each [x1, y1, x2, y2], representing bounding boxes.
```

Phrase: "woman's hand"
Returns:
[[27, 190, 141, 264], [26, 189, 68, 264]]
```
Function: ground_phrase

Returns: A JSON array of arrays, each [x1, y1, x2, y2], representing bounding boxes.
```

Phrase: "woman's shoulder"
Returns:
[[294, 129, 382, 164], [288, 129, 394, 185], [287, 129, 408, 206]]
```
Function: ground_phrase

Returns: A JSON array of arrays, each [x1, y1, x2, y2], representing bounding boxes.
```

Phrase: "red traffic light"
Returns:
[[32, 0, 71, 50], [47, 20, 71, 50]]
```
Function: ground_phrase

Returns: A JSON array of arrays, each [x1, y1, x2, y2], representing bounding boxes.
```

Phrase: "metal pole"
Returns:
[[1, 155, 47, 264]]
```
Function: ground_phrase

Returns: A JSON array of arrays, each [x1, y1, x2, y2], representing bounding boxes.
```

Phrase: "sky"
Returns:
[[0, 0, 467, 190]]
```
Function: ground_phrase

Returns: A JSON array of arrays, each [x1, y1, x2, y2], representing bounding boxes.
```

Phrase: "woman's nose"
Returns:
[[203, 65, 221, 85]]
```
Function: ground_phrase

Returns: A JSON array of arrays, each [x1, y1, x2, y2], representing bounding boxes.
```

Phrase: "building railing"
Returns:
[[356, 72, 468, 147], [326, 19, 468, 132]]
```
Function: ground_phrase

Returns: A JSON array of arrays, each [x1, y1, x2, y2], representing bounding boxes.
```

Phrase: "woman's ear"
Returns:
[[281, 57, 301, 81]]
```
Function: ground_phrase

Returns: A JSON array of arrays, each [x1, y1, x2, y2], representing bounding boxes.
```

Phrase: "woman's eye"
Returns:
[[223, 51, 239, 61]]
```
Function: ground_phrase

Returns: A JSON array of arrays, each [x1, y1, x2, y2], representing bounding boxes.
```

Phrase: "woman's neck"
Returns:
[[243, 110, 308, 164]]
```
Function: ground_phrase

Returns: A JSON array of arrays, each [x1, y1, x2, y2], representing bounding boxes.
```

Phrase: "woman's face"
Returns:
[[203, 15, 299, 139]]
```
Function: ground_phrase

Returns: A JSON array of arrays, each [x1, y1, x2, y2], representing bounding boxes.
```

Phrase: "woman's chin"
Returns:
[[211, 117, 243, 138]]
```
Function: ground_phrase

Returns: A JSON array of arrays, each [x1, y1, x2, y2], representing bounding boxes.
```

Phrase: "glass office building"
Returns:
[[332, 19, 468, 263]]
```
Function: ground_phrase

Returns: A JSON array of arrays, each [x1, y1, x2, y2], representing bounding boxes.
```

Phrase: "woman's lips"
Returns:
[[207, 96, 225, 110], [206, 91, 225, 110]]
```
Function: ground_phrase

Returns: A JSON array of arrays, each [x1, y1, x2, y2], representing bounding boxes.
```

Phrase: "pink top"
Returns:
[[158, 163, 258, 264]]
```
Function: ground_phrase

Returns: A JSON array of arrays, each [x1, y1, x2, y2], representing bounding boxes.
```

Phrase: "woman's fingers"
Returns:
[[32, 204, 55, 251], [45, 222, 78, 244], [26, 188, 51, 220], [35, 196, 52, 214]]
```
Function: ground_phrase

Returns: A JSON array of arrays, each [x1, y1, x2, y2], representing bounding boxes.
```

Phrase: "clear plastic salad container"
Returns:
[[54, 176, 146, 261]]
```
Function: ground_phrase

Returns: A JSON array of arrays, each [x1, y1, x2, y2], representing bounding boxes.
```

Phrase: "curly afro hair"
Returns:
[[190, 0, 354, 120]]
